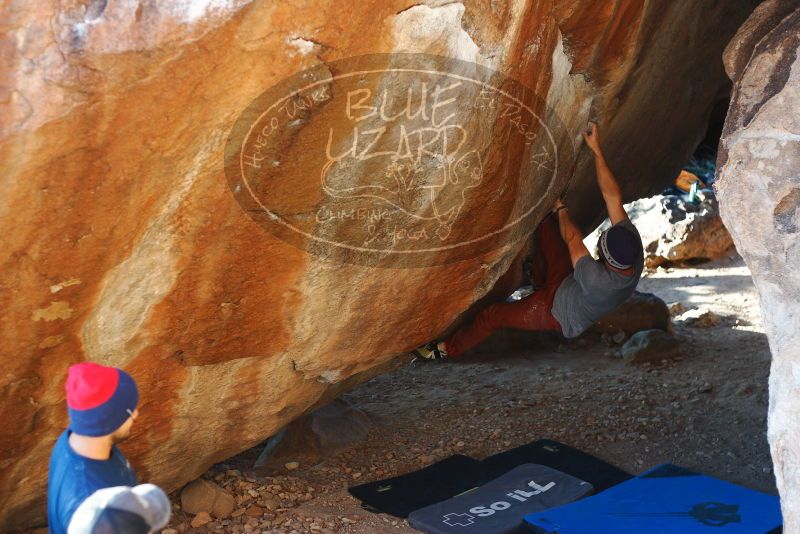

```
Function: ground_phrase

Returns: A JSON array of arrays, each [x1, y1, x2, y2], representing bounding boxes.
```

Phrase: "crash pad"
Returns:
[[409, 464, 592, 534], [522, 464, 782, 533]]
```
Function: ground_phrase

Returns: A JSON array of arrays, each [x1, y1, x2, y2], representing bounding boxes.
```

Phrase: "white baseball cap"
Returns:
[[67, 484, 171, 534]]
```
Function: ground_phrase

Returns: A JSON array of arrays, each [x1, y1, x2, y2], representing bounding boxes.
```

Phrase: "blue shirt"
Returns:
[[47, 430, 137, 534]]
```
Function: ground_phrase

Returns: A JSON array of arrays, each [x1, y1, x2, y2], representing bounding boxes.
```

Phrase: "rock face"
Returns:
[[585, 194, 735, 267], [715, 1, 800, 529], [0, 0, 760, 529]]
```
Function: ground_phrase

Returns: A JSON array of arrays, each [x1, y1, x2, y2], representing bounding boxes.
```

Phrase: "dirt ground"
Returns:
[[164, 252, 776, 533]]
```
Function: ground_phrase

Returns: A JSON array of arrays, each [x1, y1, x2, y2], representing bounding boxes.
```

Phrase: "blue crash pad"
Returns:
[[523, 464, 782, 534]]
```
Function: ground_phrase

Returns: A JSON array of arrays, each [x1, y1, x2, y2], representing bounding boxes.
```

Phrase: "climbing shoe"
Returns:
[[412, 342, 448, 361]]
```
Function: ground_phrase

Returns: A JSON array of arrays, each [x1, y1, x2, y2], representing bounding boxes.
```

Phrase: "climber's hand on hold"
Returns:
[[582, 122, 602, 156]]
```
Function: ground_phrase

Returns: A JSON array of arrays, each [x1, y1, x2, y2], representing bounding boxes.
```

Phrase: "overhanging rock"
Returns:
[[0, 0, 760, 528]]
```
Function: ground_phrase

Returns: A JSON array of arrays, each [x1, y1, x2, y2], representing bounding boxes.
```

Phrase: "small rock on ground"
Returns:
[[620, 329, 681, 364], [677, 308, 721, 328], [190, 511, 212, 528], [180, 478, 234, 518]]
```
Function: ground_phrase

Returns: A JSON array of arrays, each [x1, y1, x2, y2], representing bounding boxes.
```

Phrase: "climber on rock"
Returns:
[[413, 122, 644, 360], [48, 362, 170, 533]]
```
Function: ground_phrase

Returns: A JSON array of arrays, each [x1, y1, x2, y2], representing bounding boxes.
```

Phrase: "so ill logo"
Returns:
[[441, 479, 556, 528]]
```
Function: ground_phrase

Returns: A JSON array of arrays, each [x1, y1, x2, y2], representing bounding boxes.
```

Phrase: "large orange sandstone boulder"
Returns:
[[0, 0, 758, 528]]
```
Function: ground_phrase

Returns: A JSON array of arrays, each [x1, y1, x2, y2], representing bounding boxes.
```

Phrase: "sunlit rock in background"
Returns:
[[716, 0, 800, 528]]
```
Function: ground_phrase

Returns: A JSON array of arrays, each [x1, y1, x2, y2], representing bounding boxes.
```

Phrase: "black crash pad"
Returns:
[[481, 439, 632, 493], [348, 455, 491, 518]]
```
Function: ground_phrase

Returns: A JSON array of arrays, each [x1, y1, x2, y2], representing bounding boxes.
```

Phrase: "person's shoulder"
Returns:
[[50, 434, 103, 491], [574, 254, 596, 271], [574, 255, 608, 284], [55, 456, 93, 496]]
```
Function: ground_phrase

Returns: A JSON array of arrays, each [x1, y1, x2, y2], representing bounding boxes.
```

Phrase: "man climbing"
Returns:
[[48, 362, 170, 533], [413, 122, 644, 360]]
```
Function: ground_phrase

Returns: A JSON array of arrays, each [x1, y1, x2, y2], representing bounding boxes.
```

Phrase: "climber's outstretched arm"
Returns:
[[583, 122, 628, 225]]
